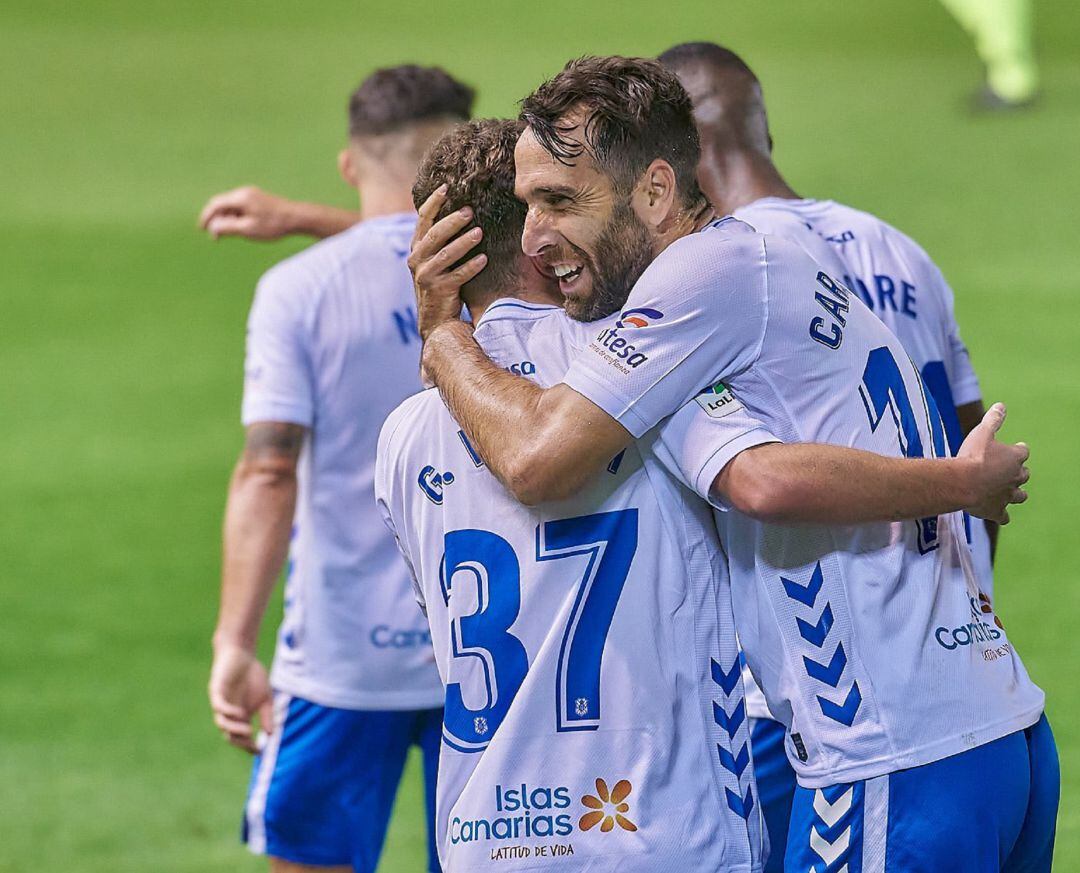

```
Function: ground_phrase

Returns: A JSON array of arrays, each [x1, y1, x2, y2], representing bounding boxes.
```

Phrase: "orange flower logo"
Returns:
[[579, 778, 637, 833]]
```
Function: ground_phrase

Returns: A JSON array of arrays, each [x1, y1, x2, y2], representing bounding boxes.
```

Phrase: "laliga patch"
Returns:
[[695, 381, 740, 418]]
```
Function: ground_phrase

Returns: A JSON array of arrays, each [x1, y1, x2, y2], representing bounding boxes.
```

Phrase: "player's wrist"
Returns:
[[947, 456, 982, 509], [211, 628, 258, 656], [422, 318, 474, 370]]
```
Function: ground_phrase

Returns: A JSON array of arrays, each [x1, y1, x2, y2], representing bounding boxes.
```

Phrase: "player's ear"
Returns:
[[338, 148, 360, 188], [632, 159, 677, 230]]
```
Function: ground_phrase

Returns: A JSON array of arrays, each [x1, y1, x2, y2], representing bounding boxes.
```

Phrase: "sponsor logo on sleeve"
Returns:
[[589, 309, 664, 374]]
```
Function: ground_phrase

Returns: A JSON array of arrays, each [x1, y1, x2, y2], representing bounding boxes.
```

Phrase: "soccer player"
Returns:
[[208, 64, 473, 873], [376, 117, 1030, 873], [656, 40, 1008, 867], [409, 57, 1057, 871]]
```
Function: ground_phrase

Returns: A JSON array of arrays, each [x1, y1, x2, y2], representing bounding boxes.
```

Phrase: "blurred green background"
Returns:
[[2, 1, 1077, 870]]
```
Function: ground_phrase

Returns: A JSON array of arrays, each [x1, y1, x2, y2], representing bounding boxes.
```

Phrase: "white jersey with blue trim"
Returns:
[[562, 219, 1044, 787], [242, 212, 443, 711], [376, 299, 775, 872], [733, 197, 994, 721], [735, 198, 992, 579]]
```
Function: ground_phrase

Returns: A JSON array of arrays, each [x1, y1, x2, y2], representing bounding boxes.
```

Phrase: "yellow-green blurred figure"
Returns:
[[941, 0, 1039, 107]]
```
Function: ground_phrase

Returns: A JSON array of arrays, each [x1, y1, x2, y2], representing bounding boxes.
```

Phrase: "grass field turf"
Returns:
[[1, 1, 1078, 870]]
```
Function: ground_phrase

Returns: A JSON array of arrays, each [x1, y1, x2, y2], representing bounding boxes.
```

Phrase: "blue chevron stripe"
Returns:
[[780, 561, 824, 607], [717, 741, 750, 778], [804, 642, 847, 687], [710, 657, 741, 696], [725, 784, 755, 819], [818, 681, 862, 727], [713, 698, 746, 739], [797, 602, 835, 647]]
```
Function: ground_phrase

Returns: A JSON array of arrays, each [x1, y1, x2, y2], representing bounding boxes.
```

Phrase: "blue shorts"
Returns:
[[243, 693, 443, 872], [750, 717, 797, 873], [785, 714, 1058, 872]]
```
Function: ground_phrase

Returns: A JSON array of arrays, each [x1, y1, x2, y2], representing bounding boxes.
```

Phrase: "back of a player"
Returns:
[[242, 214, 445, 870], [377, 304, 762, 873]]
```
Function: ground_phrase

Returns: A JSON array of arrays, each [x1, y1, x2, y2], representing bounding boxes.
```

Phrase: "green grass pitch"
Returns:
[[1, 1, 1077, 870]]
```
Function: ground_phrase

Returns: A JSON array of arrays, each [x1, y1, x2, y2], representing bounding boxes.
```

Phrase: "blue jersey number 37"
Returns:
[[439, 509, 637, 752]]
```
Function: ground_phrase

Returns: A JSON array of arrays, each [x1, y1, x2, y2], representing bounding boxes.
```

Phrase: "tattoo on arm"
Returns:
[[242, 422, 306, 464]]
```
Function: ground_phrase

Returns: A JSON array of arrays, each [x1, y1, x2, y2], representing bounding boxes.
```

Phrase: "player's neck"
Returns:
[[699, 147, 800, 215], [466, 259, 564, 322], [355, 181, 417, 222]]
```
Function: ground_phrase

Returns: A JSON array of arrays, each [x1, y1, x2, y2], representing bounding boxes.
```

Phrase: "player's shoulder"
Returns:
[[257, 212, 416, 301], [828, 201, 941, 270], [380, 387, 442, 455]]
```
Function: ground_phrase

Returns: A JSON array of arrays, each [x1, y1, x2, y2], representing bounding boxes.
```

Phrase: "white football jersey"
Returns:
[[733, 197, 993, 720], [376, 299, 775, 872], [242, 212, 442, 710], [562, 219, 1044, 787], [735, 197, 991, 579]]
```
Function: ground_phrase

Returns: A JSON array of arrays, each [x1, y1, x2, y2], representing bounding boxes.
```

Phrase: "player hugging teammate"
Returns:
[[204, 49, 1057, 873]]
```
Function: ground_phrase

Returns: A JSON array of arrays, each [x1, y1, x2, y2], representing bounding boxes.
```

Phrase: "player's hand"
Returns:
[[198, 186, 302, 241], [957, 402, 1030, 524], [408, 185, 487, 339], [208, 643, 274, 754]]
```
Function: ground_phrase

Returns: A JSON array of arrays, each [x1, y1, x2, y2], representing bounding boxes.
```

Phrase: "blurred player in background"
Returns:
[[657, 40, 1009, 868], [207, 64, 473, 873], [940, 0, 1039, 109]]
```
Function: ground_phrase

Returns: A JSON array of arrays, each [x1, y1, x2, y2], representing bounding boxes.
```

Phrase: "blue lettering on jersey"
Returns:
[[809, 272, 850, 350], [843, 274, 918, 320], [508, 360, 536, 376], [370, 624, 433, 648], [392, 306, 421, 345]]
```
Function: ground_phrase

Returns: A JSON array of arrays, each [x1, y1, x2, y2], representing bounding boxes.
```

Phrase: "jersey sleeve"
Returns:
[[241, 268, 316, 427], [374, 402, 426, 613], [933, 264, 982, 406], [643, 382, 780, 509], [561, 230, 769, 438]]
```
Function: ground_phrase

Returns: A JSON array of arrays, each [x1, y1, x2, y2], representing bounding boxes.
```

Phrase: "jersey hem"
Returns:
[[696, 431, 781, 508], [241, 404, 314, 428], [269, 672, 444, 712], [791, 701, 1045, 788]]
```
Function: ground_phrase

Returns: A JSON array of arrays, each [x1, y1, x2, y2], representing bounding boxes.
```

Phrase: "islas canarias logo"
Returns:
[[615, 307, 664, 329], [449, 777, 639, 847], [579, 778, 638, 833]]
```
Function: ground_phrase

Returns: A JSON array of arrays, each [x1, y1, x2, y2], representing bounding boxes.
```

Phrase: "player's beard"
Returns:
[[564, 199, 654, 323]]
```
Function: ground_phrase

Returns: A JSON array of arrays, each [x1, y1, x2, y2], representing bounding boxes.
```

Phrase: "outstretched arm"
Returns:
[[199, 186, 361, 241], [716, 404, 1028, 525]]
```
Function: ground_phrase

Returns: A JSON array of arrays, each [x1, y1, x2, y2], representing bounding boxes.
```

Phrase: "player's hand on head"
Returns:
[[208, 643, 274, 754], [408, 185, 487, 340], [957, 402, 1030, 524], [198, 186, 298, 241]]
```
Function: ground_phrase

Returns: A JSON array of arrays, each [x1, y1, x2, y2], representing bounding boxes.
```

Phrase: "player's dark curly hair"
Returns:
[[411, 119, 527, 296], [349, 64, 474, 137], [519, 55, 703, 208]]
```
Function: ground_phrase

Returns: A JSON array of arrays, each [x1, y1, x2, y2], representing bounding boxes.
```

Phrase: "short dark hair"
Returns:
[[658, 42, 759, 83], [658, 42, 773, 154], [411, 119, 526, 295], [519, 55, 703, 207], [348, 64, 474, 138]]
